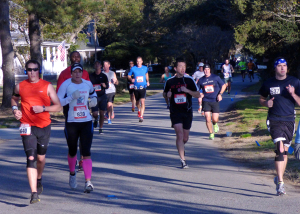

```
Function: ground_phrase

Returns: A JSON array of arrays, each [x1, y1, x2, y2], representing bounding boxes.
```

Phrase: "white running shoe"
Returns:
[[69, 172, 77, 189], [84, 181, 94, 193]]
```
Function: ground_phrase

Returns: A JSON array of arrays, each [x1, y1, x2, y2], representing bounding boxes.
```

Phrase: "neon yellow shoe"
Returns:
[[213, 123, 219, 133], [209, 133, 214, 140]]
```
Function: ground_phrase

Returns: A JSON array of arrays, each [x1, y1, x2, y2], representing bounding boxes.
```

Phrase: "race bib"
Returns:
[[74, 106, 88, 119], [20, 124, 31, 136], [109, 83, 113, 88], [136, 76, 144, 82], [129, 84, 134, 89], [224, 73, 229, 78], [93, 84, 101, 91], [270, 87, 280, 95], [204, 85, 214, 93], [174, 94, 186, 104]]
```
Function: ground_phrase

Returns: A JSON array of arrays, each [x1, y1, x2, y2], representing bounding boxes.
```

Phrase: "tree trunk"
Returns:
[[0, 0, 15, 108], [28, 12, 42, 66]]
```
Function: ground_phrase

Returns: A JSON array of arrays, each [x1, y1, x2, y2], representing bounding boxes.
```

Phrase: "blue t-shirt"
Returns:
[[259, 75, 300, 121], [128, 65, 148, 88], [197, 74, 225, 102]]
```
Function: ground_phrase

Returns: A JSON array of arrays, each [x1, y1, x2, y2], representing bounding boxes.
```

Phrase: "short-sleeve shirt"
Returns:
[[259, 76, 300, 121], [128, 65, 148, 88], [89, 72, 109, 97], [247, 62, 255, 71], [164, 75, 198, 113], [197, 74, 225, 102], [103, 70, 116, 94], [238, 61, 247, 70], [193, 71, 205, 82]]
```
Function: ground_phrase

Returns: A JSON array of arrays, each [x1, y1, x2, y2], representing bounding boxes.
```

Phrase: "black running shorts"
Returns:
[[203, 101, 220, 113], [91, 94, 107, 112], [22, 125, 51, 155], [107, 93, 115, 103], [267, 120, 295, 146], [170, 111, 193, 130], [134, 88, 146, 101]]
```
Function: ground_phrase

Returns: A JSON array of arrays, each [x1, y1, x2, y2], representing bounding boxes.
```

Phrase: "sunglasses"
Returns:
[[27, 68, 39, 72]]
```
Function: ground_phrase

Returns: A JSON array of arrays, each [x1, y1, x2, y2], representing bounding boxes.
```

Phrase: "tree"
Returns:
[[0, 0, 15, 108]]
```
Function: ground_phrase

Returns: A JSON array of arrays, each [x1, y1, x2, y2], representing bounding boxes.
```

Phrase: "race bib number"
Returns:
[[129, 84, 134, 89], [74, 106, 88, 119], [20, 124, 31, 136], [270, 87, 280, 95], [136, 76, 144, 82], [174, 94, 186, 104], [224, 73, 229, 78], [204, 85, 214, 93], [93, 84, 101, 91]]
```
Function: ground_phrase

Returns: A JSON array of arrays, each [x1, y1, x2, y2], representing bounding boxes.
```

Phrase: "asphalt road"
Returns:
[[1, 73, 300, 213]]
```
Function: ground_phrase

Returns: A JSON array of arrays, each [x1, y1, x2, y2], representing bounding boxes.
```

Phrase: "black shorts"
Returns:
[[22, 124, 51, 155], [170, 111, 193, 130], [65, 121, 93, 157], [248, 70, 254, 76], [267, 120, 295, 146], [91, 94, 107, 112], [107, 93, 115, 103], [241, 70, 247, 74], [134, 89, 146, 101], [203, 101, 220, 113], [127, 83, 135, 95]]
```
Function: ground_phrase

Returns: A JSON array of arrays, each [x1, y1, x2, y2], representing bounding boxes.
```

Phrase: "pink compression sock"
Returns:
[[82, 159, 92, 180], [68, 155, 77, 173]]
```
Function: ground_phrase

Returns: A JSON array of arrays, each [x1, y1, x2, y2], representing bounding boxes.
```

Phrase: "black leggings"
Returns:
[[65, 121, 93, 157]]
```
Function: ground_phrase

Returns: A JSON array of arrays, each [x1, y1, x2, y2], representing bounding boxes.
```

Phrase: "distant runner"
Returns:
[[193, 63, 205, 114], [160, 66, 173, 109], [238, 58, 247, 82], [221, 59, 234, 94], [123, 60, 136, 112]]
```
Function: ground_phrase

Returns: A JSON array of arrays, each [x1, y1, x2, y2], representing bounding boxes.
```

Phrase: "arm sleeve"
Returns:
[[57, 82, 73, 106]]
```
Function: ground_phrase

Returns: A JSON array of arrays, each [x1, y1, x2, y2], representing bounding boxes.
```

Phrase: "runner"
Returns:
[[11, 60, 62, 204], [103, 60, 118, 124], [197, 64, 226, 140], [123, 60, 136, 112], [56, 51, 90, 171], [89, 61, 109, 134], [57, 63, 97, 193], [259, 58, 300, 196], [160, 66, 173, 109], [128, 56, 150, 122], [193, 63, 205, 114], [221, 59, 234, 94], [247, 58, 256, 82], [238, 58, 247, 82], [163, 58, 200, 169]]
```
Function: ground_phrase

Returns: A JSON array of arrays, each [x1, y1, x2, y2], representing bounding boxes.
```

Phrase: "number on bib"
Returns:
[[204, 85, 214, 93], [20, 124, 31, 136], [174, 94, 186, 104], [129, 84, 134, 89], [136, 76, 144, 82], [74, 106, 88, 119], [224, 73, 229, 78], [93, 84, 102, 91]]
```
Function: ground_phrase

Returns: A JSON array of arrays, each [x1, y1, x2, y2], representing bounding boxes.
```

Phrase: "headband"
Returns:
[[274, 58, 287, 68]]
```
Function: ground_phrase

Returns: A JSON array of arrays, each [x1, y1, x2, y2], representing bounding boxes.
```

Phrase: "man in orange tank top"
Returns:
[[11, 60, 62, 204]]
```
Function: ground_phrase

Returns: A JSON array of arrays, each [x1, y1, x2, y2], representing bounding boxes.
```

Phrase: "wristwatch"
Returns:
[[43, 106, 46, 112], [12, 106, 18, 112]]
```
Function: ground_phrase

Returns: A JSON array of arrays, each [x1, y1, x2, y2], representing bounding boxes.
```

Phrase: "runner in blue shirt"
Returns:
[[197, 64, 226, 140], [128, 56, 150, 122]]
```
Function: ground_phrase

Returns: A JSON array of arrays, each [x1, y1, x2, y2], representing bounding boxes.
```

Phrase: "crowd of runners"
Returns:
[[10, 53, 300, 203]]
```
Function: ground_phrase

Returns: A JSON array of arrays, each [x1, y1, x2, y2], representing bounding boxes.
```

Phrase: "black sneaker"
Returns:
[[93, 120, 98, 128], [181, 160, 189, 169], [30, 192, 40, 204], [37, 179, 43, 195], [99, 129, 103, 134]]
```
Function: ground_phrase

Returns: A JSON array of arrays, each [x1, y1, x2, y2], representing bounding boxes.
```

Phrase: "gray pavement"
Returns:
[[1, 73, 300, 213]]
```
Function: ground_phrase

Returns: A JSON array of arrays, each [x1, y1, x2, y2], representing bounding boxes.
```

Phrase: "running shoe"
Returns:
[[37, 179, 43, 195], [93, 120, 98, 128], [84, 181, 94, 193], [108, 119, 112, 124], [201, 111, 205, 116], [111, 111, 115, 119], [180, 159, 189, 169], [30, 192, 40, 204], [78, 160, 83, 171], [99, 128, 103, 134], [69, 172, 77, 189], [213, 123, 219, 133], [132, 106, 135, 112], [139, 116, 144, 123], [198, 108, 201, 113], [137, 111, 141, 118], [209, 133, 214, 140], [277, 182, 286, 196]]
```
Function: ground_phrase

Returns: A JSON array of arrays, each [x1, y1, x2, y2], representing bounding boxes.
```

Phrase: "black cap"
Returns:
[[71, 63, 83, 72], [203, 64, 210, 69]]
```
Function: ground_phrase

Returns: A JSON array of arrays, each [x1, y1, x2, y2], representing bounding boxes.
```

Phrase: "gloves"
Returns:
[[88, 97, 97, 108], [71, 90, 80, 100]]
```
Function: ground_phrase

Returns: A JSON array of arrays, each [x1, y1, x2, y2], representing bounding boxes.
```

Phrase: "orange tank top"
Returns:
[[19, 79, 51, 128]]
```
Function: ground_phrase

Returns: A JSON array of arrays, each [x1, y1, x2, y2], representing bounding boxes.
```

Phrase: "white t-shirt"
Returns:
[[223, 64, 232, 78], [57, 78, 97, 122], [193, 71, 205, 82]]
